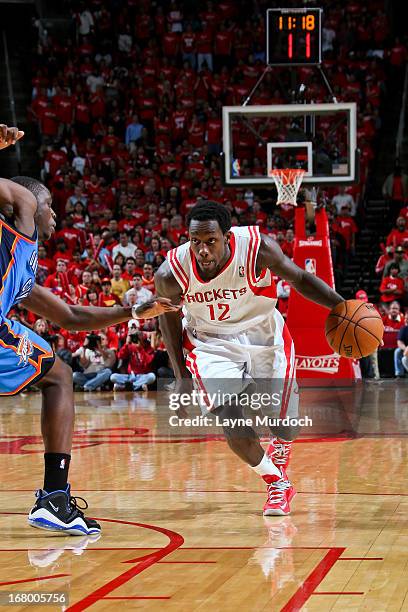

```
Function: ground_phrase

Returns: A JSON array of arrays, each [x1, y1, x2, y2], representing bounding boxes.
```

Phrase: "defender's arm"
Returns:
[[22, 285, 178, 330], [0, 126, 35, 236], [155, 260, 190, 378], [0, 179, 37, 237]]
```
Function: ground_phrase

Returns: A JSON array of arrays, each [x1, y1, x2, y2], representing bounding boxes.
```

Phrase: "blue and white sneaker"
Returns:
[[28, 484, 101, 536]]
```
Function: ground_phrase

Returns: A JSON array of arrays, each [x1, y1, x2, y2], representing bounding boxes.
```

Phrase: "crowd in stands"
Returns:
[[369, 165, 408, 375], [8, 0, 408, 384]]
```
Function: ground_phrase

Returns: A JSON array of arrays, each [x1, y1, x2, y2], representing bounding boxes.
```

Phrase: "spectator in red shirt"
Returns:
[[44, 145, 68, 178], [168, 215, 187, 245], [386, 217, 408, 248], [206, 110, 222, 155], [382, 301, 405, 331], [59, 328, 88, 354], [54, 239, 72, 267], [44, 260, 70, 293], [88, 193, 110, 220], [110, 332, 156, 391], [379, 264, 405, 304], [181, 23, 196, 69], [121, 257, 137, 281], [77, 270, 96, 299], [282, 229, 295, 259], [67, 251, 85, 286], [375, 245, 394, 275], [55, 88, 74, 129], [118, 207, 139, 233], [382, 164, 408, 223], [162, 24, 180, 58], [400, 205, 408, 223], [382, 300, 406, 350], [39, 101, 58, 143], [85, 173, 101, 195], [85, 289, 99, 307], [196, 25, 213, 71], [37, 244, 55, 285], [55, 215, 85, 253], [134, 250, 146, 274], [389, 37, 407, 68], [97, 278, 121, 307], [332, 206, 358, 253], [214, 22, 234, 70], [75, 92, 91, 139]]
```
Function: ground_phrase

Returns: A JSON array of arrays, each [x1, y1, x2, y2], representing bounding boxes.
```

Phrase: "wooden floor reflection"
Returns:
[[0, 380, 407, 611]]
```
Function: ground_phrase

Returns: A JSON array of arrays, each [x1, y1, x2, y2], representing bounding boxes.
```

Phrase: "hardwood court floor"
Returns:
[[0, 380, 407, 611]]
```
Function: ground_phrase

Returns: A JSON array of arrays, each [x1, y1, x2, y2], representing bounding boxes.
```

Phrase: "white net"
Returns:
[[270, 169, 305, 206]]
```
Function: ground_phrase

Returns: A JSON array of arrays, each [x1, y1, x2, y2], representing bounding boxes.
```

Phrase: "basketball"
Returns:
[[325, 300, 384, 358]]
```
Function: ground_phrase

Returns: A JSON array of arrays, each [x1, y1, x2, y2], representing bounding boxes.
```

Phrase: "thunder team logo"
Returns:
[[16, 331, 34, 366]]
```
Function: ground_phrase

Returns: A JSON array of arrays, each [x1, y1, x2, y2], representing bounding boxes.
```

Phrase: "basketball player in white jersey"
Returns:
[[155, 201, 344, 515]]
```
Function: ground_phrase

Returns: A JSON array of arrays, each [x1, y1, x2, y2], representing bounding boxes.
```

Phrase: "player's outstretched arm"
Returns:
[[22, 284, 180, 330], [155, 260, 190, 379], [0, 178, 37, 237], [0, 125, 36, 236], [258, 234, 344, 310]]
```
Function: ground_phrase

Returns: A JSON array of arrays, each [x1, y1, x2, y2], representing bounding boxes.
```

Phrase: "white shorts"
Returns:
[[182, 310, 298, 417]]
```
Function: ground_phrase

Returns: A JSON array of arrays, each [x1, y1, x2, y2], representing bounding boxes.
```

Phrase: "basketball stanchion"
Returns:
[[270, 170, 363, 384]]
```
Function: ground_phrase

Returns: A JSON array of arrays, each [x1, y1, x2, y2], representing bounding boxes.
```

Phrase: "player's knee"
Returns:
[[58, 361, 74, 389], [41, 357, 73, 389]]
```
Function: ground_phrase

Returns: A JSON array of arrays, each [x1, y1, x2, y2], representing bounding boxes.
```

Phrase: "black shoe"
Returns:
[[28, 484, 101, 536]]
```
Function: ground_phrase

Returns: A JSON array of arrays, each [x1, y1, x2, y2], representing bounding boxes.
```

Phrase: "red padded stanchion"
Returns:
[[286, 207, 361, 384]]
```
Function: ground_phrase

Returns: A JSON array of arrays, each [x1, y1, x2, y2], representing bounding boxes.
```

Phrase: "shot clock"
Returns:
[[266, 8, 322, 66]]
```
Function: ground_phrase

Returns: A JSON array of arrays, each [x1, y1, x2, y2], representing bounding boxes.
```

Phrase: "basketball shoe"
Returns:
[[267, 437, 296, 503], [28, 484, 101, 536]]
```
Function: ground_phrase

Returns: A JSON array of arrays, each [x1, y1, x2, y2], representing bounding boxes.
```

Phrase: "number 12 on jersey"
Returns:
[[207, 303, 231, 321]]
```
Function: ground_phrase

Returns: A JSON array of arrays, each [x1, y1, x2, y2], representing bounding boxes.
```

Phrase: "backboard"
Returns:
[[222, 102, 357, 187]]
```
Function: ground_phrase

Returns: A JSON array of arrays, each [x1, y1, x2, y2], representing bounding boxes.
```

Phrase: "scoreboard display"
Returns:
[[266, 8, 322, 66]]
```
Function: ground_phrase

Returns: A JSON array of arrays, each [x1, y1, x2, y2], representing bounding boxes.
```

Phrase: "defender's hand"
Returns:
[[0, 125, 24, 150], [132, 297, 181, 320]]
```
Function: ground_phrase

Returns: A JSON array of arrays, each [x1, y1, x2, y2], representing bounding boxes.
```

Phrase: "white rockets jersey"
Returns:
[[167, 225, 277, 334]]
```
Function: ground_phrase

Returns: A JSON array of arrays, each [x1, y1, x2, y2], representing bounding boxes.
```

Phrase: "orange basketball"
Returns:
[[325, 299, 384, 359]]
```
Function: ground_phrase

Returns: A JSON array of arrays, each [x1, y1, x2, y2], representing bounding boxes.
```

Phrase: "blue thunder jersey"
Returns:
[[0, 218, 38, 318]]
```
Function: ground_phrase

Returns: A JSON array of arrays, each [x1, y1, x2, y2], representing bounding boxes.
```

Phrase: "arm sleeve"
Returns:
[[117, 344, 129, 359]]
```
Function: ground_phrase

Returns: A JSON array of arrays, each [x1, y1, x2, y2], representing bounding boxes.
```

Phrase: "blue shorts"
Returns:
[[0, 318, 55, 396]]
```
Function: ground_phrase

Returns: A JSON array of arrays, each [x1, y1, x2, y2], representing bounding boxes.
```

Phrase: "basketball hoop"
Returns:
[[270, 169, 305, 207]]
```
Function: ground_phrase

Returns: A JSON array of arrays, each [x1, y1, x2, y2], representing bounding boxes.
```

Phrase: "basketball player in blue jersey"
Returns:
[[156, 201, 346, 516], [0, 125, 179, 535]]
